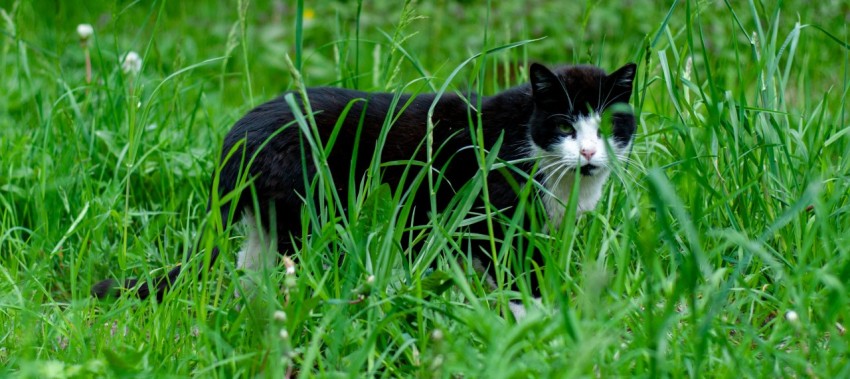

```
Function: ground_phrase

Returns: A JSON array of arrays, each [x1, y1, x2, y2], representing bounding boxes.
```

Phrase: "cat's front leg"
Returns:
[[508, 297, 546, 321]]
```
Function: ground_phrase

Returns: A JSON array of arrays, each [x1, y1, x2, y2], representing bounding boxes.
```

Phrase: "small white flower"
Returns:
[[77, 24, 93, 40], [283, 256, 296, 275], [121, 51, 142, 75], [273, 310, 287, 322], [366, 275, 375, 285], [279, 329, 289, 339], [785, 310, 799, 322]]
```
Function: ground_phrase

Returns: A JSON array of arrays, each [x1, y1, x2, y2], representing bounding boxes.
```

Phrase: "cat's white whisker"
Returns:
[[538, 158, 570, 174]]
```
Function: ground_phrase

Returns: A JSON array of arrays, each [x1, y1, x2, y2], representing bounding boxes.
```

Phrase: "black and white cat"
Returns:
[[93, 62, 637, 317]]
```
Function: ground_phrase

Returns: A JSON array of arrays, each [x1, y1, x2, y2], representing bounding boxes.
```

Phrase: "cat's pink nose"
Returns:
[[580, 148, 596, 161]]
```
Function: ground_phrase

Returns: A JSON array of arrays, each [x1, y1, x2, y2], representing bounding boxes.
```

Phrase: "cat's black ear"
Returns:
[[607, 63, 637, 90], [529, 63, 568, 109]]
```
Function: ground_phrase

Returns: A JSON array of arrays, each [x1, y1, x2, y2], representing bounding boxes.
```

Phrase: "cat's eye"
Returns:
[[558, 124, 575, 134], [598, 116, 613, 137], [600, 104, 633, 137]]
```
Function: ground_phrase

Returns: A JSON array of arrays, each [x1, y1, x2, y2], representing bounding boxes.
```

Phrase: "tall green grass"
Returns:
[[1, 0, 848, 377]]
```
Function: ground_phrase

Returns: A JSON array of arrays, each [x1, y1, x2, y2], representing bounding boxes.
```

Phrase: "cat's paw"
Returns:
[[508, 300, 528, 321], [508, 297, 544, 321]]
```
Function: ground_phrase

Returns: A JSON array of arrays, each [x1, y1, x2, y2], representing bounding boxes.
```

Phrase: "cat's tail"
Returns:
[[91, 202, 234, 301], [91, 247, 221, 301]]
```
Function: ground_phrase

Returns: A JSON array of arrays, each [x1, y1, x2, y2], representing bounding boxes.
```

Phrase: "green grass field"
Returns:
[[1, 0, 849, 377]]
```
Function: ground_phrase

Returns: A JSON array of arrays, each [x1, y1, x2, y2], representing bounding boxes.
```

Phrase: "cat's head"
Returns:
[[528, 63, 637, 178]]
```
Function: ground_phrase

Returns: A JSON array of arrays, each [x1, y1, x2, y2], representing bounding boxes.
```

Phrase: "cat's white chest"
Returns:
[[540, 170, 609, 231]]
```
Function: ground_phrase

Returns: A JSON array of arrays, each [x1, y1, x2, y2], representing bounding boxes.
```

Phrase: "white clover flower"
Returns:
[[279, 329, 289, 339], [283, 256, 296, 275], [273, 310, 287, 322], [77, 24, 93, 40], [121, 51, 142, 75], [785, 310, 799, 323]]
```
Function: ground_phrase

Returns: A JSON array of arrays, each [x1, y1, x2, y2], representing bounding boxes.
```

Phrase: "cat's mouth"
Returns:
[[579, 164, 599, 176]]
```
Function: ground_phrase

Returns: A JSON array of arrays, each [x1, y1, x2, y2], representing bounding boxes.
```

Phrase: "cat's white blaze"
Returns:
[[574, 113, 603, 161]]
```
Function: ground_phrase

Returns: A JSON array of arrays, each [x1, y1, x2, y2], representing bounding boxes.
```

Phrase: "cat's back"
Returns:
[[224, 87, 472, 154], [224, 87, 371, 144]]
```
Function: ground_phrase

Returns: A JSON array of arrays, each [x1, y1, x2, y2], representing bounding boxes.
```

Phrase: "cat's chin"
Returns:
[[579, 164, 602, 177]]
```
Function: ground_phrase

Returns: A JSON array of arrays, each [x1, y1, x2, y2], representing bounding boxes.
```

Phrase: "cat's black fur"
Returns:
[[92, 63, 637, 301]]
